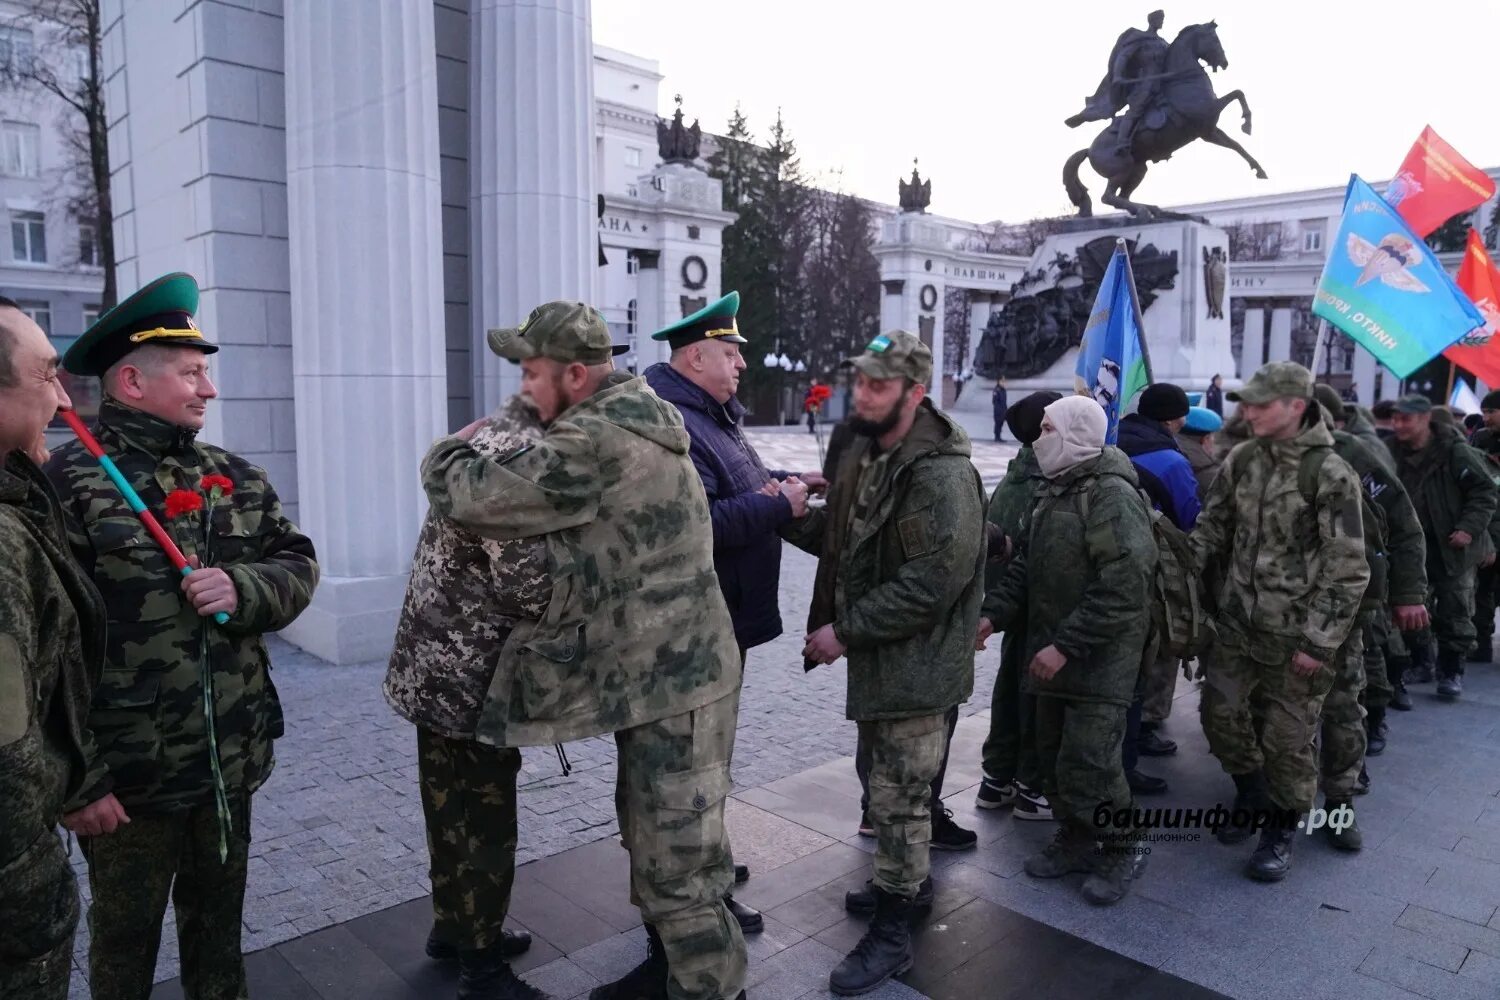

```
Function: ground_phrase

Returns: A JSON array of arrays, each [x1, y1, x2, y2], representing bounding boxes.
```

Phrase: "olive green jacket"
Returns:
[[1387, 423, 1497, 578]]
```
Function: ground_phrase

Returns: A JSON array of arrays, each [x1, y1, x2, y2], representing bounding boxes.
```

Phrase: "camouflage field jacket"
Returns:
[[45, 398, 319, 813], [0, 453, 105, 875], [385, 396, 551, 739], [421, 372, 741, 747]]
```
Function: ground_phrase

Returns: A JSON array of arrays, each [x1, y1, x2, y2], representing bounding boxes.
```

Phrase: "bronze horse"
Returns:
[[1063, 21, 1267, 221]]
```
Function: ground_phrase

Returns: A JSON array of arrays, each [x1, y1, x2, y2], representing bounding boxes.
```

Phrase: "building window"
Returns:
[[82, 305, 100, 330], [625, 146, 641, 168], [78, 223, 100, 267], [1302, 225, 1323, 253], [626, 254, 638, 275], [0, 27, 35, 75], [17, 300, 51, 336], [1, 121, 41, 178], [627, 299, 637, 336], [11, 210, 46, 263]]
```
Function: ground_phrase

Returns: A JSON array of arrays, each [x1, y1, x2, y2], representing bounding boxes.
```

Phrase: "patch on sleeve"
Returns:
[[0, 634, 30, 747], [898, 512, 932, 559], [1335, 497, 1364, 540]]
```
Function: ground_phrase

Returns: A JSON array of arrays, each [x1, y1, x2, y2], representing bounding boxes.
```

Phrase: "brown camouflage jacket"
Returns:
[[0, 453, 106, 875], [420, 372, 741, 747], [385, 396, 550, 739], [44, 398, 319, 813]]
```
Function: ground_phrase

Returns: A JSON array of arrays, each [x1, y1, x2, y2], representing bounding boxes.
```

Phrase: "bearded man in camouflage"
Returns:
[[386, 393, 546, 1000], [422, 301, 747, 1000], [0, 297, 106, 1000], [44, 273, 319, 1000]]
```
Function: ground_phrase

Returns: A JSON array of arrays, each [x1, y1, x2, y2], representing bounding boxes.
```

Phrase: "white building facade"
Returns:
[[8, 3, 1497, 661]]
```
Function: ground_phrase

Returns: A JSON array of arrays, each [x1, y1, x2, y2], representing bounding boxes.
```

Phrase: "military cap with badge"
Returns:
[[651, 291, 748, 351], [63, 272, 218, 376], [845, 330, 932, 384]]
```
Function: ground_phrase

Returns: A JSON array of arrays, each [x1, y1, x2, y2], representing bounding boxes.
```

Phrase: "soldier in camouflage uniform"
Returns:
[[984, 396, 1157, 906], [0, 300, 106, 1000], [783, 330, 984, 995], [1305, 385, 1427, 845], [421, 301, 746, 1000], [974, 390, 1060, 819], [43, 274, 319, 1000], [1190, 363, 1369, 883], [1466, 389, 1500, 663], [385, 393, 547, 1000], [1386, 394, 1497, 700]]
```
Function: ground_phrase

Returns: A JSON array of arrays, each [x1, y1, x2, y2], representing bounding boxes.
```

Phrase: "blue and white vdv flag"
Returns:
[[1075, 243, 1149, 444]]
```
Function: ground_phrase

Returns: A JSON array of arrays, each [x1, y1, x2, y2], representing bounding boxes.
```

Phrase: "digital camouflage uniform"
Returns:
[[1191, 417, 1369, 814], [979, 444, 1043, 790], [385, 394, 549, 954], [1467, 426, 1500, 654], [1388, 422, 1497, 664], [45, 397, 318, 1000], [422, 359, 746, 1000], [1311, 426, 1427, 799], [783, 398, 984, 900], [0, 454, 106, 1000], [985, 449, 1156, 831]]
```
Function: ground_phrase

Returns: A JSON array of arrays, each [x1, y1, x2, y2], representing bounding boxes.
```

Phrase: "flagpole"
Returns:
[[1310, 320, 1329, 379], [1117, 239, 1155, 385], [1446, 360, 1458, 403]]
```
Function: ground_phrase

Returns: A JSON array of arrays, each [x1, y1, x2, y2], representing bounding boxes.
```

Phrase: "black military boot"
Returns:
[[589, 924, 667, 1000], [1136, 722, 1178, 757], [1468, 638, 1493, 663], [724, 894, 763, 934], [1216, 771, 1266, 845], [734, 863, 750, 884], [1355, 765, 1371, 796], [1406, 640, 1435, 683], [1023, 819, 1097, 878], [458, 944, 551, 1000], [1245, 826, 1294, 882], [845, 876, 933, 916], [1365, 706, 1387, 756], [1437, 649, 1464, 699], [428, 928, 532, 962], [829, 887, 915, 996], [1081, 833, 1145, 906], [1389, 681, 1413, 711], [1322, 798, 1363, 852]]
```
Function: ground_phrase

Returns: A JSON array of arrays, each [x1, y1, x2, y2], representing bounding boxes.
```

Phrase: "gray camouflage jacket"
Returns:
[[420, 372, 741, 747]]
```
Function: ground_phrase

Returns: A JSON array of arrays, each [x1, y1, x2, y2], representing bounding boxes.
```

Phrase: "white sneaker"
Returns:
[[1012, 783, 1054, 822]]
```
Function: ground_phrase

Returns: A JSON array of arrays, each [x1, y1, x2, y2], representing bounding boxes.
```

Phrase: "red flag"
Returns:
[[1444, 229, 1500, 386], [1386, 126, 1496, 238]]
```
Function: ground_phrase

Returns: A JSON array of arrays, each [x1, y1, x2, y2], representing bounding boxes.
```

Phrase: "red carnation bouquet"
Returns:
[[804, 383, 833, 414]]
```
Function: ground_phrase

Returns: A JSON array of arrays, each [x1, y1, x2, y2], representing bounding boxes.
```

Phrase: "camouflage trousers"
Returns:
[[615, 689, 746, 1000], [418, 726, 522, 952], [1034, 695, 1132, 827], [1141, 646, 1180, 725], [1200, 636, 1342, 813], [1426, 556, 1477, 657], [1473, 563, 1497, 645], [1317, 630, 1368, 801], [857, 712, 948, 899], [1361, 610, 1394, 711], [83, 796, 251, 1000], [0, 829, 79, 1000], [980, 629, 1039, 788]]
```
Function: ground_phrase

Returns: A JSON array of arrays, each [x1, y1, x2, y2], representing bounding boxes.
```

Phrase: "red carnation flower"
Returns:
[[165, 489, 204, 519], [200, 474, 234, 496]]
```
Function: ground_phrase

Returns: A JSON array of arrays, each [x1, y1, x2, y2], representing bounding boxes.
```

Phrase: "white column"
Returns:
[[1352, 341, 1377, 406], [469, 0, 596, 413], [1268, 306, 1293, 362], [1240, 306, 1265, 375], [282, 0, 448, 662]]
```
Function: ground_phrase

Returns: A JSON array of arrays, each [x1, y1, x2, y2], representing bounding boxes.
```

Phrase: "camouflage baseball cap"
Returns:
[[1312, 383, 1346, 422], [846, 330, 932, 384], [1226, 361, 1313, 405], [487, 301, 629, 365], [1393, 394, 1433, 415]]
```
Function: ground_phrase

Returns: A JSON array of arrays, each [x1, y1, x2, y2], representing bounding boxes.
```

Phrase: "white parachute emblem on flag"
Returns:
[[1091, 359, 1122, 408]]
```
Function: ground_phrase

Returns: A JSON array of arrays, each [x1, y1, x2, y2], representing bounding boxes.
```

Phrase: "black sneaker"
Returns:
[[858, 813, 875, 838], [1127, 769, 1169, 796], [976, 777, 1017, 810], [931, 807, 978, 851], [1012, 783, 1054, 822]]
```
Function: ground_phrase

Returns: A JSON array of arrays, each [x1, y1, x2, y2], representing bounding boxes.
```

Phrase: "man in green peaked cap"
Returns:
[[44, 272, 319, 1000], [651, 291, 749, 352]]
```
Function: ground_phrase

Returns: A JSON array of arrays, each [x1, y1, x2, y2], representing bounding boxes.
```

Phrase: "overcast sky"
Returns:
[[593, 0, 1500, 223]]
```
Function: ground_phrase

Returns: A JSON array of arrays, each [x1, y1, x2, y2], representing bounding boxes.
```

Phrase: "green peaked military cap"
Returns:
[[63, 271, 217, 376], [651, 290, 748, 350]]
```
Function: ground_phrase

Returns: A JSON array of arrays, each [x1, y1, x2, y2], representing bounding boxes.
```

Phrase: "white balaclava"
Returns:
[[1035, 395, 1108, 479]]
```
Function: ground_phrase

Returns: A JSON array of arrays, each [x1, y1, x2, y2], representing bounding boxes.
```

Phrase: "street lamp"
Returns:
[[763, 344, 801, 423]]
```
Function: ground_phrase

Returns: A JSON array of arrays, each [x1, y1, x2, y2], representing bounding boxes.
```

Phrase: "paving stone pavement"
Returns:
[[65, 544, 1001, 995]]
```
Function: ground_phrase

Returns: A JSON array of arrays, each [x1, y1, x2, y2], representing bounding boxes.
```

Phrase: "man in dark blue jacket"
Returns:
[[1116, 382, 1201, 792]]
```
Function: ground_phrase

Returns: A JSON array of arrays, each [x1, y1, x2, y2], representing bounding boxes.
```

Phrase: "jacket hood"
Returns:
[[892, 400, 972, 467], [1117, 412, 1183, 457], [643, 362, 745, 427], [573, 372, 691, 455]]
